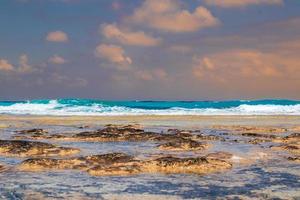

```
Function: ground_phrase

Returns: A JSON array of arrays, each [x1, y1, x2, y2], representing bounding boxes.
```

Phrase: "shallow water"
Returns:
[[0, 121, 299, 199]]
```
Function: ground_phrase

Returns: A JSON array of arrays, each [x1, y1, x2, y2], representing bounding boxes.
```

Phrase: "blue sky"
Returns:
[[0, 0, 300, 100]]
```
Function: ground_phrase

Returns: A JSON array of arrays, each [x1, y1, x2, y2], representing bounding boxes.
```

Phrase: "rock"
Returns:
[[0, 164, 5, 172], [248, 138, 272, 144], [282, 133, 300, 142], [206, 152, 233, 160], [0, 140, 79, 157], [287, 156, 300, 163], [16, 129, 48, 135], [158, 139, 209, 151], [19, 153, 135, 171], [19, 153, 232, 176], [195, 134, 225, 141], [241, 133, 279, 139], [271, 143, 300, 154], [88, 163, 141, 176], [213, 125, 287, 133], [141, 156, 232, 174]]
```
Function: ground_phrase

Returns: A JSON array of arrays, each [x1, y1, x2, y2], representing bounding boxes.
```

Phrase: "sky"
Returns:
[[0, 0, 300, 100]]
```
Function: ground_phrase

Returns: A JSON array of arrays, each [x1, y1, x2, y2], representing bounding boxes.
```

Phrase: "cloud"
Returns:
[[0, 59, 15, 72], [102, 24, 162, 46], [192, 49, 292, 80], [46, 31, 69, 42], [18, 54, 35, 73], [127, 0, 219, 33], [48, 55, 68, 64], [94, 44, 132, 69], [0, 55, 37, 74], [134, 68, 168, 81], [204, 0, 283, 8]]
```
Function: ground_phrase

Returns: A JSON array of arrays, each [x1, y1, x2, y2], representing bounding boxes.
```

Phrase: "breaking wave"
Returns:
[[0, 99, 299, 116]]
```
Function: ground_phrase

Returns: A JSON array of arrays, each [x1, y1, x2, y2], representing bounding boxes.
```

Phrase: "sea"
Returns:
[[0, 99, 299, 115]]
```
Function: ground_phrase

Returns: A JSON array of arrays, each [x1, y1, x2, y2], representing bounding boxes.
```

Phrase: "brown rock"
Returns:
[[16, 129, 48, 135], [19, 153, 135, 171], [142, 156, 232, 174], [271, 143, 300, 154], [241, 133, 279, 139], [158, 139, 209, 151], [287, 156, 300, 163], [0, 164, 5, 172], [206, 152, 233, 160], [0, 140, 79, 157], [88, 163, 141, 176]]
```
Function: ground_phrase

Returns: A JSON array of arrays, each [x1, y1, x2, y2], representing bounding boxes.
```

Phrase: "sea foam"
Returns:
[[0, 99, 299, 116]]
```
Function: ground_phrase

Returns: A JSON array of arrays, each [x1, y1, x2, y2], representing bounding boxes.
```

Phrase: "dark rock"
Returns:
[[0, 140, 79, 157], [158, 139, 209, 151]]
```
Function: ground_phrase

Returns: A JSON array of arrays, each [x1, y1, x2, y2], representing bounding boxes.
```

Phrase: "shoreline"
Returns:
[[1, 114, 300, 127]]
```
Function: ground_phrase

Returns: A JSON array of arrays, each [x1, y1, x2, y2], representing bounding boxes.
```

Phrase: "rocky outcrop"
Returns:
[[19, 152, 135, 171], [19, 152, 232, 176], [0, 140, 79, 157], [141, 156, 232, 174], [158, 139, 209, 151]]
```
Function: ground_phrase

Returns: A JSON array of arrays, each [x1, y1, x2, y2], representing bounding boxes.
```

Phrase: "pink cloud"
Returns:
[[127, 0, 219, 33], [102, 24, 161, 46], [46, 31, 69, 42]]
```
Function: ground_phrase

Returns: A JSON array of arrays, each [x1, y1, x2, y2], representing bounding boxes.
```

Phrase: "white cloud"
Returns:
[[102, 23, 161, 46], [48, 55, 67, 64], [204, 0, 283, 8], [127, 0, 219, 33], [46, 31, 69, 42], [94, 44, 132, 69]]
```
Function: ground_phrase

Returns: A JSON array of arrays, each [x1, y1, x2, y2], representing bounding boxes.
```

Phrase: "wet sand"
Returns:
[[0, 115, 299, 199]]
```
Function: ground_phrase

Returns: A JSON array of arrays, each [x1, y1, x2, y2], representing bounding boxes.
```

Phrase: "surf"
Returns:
[[0, 99, 299, 116]]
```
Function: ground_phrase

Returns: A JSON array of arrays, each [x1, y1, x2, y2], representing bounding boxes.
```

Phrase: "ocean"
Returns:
[[0, 99, 299, 115]]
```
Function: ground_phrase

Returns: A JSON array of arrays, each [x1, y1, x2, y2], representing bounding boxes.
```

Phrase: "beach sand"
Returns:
[[0, 115, 299, 199]]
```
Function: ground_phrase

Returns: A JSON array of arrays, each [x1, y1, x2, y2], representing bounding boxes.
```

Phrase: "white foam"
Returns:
[[0, 101, 300, 116]]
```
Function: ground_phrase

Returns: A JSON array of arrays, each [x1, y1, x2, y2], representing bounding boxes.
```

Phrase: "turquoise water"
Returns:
[[0, 99, 299, 115]]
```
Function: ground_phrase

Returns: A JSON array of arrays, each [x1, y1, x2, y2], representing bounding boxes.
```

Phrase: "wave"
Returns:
[[0, 99, 299, 116]]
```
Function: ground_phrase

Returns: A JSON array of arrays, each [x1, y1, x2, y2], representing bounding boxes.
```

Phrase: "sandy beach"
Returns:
[[0, 115, 299, 199]]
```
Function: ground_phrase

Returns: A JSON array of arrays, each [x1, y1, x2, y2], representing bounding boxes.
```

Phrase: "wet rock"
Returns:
[[158, 139, 209, 151], [13, 125, 160, 142], [194, 134, 225, 141], [19, 152, 232, 176], [206, 152, 233, 160], [72, 129, 159, 142], [19, 153, 135, 171], [13, 125, 210, 145], [213, 125, 287, 133], [282, 133, 300, 142], [16, 129, 48, 135], [142, 156, 232, 174], [0, 140, 79, 157], [241, 133, 279, 139], [88, 163, 141, 176], [78, 125, 90, 129], [271, 143, 300, 154], [287, 156, 300, 163], [0, 164, 5, 172], [248, 138, 272, 144]]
